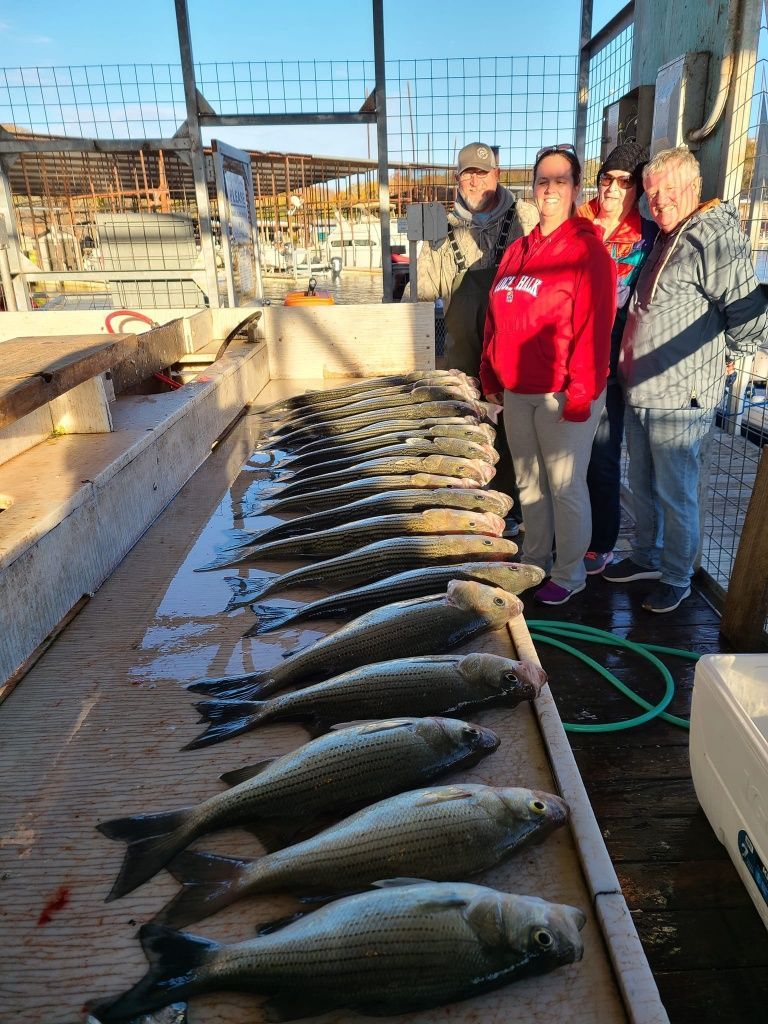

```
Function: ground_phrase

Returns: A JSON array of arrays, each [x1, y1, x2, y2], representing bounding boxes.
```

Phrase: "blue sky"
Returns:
[[0, 0, 625, 159]]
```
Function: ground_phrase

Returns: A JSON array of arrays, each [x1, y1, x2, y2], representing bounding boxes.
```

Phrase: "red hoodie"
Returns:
[[480, 217, 616, 421]]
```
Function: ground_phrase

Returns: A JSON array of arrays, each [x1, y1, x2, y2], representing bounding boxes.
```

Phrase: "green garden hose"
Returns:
[[525, 620, 700, 733]]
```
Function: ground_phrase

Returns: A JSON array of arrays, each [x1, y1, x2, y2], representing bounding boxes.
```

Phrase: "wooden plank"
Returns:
[[0, 334, 134, 429], [263, 303, 435, 379], [720, 445, 768, 649], [0, 404, 52, 466], [48, 375, 113, 434]]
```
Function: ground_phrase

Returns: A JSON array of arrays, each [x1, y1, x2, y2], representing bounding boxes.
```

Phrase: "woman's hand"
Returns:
[[485, 392, 503, 406]]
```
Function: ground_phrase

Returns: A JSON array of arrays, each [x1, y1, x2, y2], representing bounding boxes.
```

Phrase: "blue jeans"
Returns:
[[624, 405, 715, 589], [587, 382, 625, 552]]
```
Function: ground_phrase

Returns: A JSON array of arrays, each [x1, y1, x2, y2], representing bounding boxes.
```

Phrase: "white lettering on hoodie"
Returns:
[[494, 274, 543, 302]]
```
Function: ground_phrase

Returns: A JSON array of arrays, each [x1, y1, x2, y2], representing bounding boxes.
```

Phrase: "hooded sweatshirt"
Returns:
[[619, 200, 768, 409], [480, 217, 616, 421]]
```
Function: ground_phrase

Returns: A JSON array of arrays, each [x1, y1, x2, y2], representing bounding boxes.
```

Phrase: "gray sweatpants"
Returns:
[[503, 389, 606, 590]]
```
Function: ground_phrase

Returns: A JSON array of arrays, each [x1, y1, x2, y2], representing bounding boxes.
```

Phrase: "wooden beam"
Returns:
[[721, 445, 768, 650]]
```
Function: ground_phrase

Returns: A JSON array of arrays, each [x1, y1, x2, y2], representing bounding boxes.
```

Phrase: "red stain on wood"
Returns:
[[37, 886, 70, 926]]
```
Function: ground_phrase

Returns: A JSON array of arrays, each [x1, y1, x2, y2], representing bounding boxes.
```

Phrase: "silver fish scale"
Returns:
[[285, 417, 489, 454], [278, 387, 473, 429], [272, 401, 484, 444], [227, 510, 501, 565], [202, 723, 478, 825], [248, 562, 535, 629], [263, 594, 517, 694], [262, 659, 487, 721], [254, 475, 470, 515], [242, 535, 517, 599], [262, 454, 487, 499], [247, 792, 522, 895], [240, 489, 511, 546], [280, 437, 494, 480], [285, 422, 493, 459]]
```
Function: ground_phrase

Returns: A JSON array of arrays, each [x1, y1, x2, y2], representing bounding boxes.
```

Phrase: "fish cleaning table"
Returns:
[[0, 379, 665, 1024]]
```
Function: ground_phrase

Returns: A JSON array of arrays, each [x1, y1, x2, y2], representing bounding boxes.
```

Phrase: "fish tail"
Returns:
[[183, 700, 270, 749], [223, 576, 262, 612], [96, 809, 193, 901], [244, 605, 299, 635], [186, 673, 270, 698], [154, 850, 254, 928], [88, 923, 218, 1023]]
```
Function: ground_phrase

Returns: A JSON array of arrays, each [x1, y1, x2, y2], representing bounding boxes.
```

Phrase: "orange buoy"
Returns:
[[284, 290, 335, 306]]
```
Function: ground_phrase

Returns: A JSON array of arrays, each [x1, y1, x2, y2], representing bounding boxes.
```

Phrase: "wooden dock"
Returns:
[[525, 508, 768, 1023]]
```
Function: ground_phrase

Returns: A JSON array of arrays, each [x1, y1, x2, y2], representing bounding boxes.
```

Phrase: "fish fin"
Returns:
[[87, 923, 216, 1024], [183, 707, 267, 750], [413, 786, 475, 806], [194, 699, 263, 724], [329, 719, 417, 734], [245, 604, 298, 635], [217, 528, 259, 552], [219, 758, 275, 786], [256, 910, 311, 935], [186, 672, 267, 697], [371, 877, 433, 889], [96, 809, 193, 901], [155, 851, 250, 928], [263, 991, 339, 1022], [372, 881, 472, 913], [241, 819, 300, 854]]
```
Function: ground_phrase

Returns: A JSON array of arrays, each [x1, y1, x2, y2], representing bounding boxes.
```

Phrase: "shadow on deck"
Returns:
[[520, 517, 768, 1022]]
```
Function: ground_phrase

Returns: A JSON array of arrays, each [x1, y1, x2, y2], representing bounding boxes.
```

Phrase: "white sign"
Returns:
[[225, 170, 252, 245]]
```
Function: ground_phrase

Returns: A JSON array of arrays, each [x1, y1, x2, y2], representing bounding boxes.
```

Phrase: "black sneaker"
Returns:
[[642, 583, 692, 613], [503, 516, 521, 538], [603, 557, 663, 583]]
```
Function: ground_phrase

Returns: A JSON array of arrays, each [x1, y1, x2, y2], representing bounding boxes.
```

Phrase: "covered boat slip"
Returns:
[[0, 326, 663, 1022]]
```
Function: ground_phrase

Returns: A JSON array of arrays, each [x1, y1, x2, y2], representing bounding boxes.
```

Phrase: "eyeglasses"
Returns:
[[598, 172, 635, 190], [535, 143, 577, 162], [458, 169, 492, 182]]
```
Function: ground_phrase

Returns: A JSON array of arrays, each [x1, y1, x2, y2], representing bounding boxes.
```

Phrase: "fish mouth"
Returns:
[[477, 725, 502, 751]]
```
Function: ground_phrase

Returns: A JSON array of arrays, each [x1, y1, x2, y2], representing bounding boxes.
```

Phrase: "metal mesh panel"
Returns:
[[583, 23, 634, 184]]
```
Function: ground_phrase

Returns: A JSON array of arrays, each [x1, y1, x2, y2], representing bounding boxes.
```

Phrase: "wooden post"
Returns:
[[721, 445, 768, 650]]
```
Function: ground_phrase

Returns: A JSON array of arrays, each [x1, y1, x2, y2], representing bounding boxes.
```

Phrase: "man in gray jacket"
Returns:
[[413, 142, 538, 528], [415, 142, 538, 374], [604, 145, 768, 612]]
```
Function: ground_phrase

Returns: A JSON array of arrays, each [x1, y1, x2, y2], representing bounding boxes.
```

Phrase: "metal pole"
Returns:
[[0, 213, 18, 311], [174, 0, 220, 308], [0, 158, 31, 309], [574, 0, 594, 167], [372, 0, 393, 302]]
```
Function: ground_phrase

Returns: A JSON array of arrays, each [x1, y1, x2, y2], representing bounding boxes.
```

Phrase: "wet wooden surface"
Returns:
[[0, 381, 628, 1024], [522, 517, 768, 1024]]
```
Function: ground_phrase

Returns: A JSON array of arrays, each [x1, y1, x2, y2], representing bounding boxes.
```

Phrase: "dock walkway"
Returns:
[[525, 513, 768, 1023]]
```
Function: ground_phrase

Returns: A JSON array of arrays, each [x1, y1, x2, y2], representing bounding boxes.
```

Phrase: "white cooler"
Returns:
[[690, 653, 768, 930]]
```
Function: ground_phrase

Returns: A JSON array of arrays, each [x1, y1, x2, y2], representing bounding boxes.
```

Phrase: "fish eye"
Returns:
[[462, 726, 479, 738], [468, 520, 477, 527], [493, 596, 505, 606], [533, 928, 554, 949], [529, 799, 547, 815], [483, 539, 492, 546], [503, 672, 518, 683]]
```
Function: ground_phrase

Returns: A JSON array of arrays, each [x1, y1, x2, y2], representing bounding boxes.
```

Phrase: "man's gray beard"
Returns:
[[460, 189, 498, 213]]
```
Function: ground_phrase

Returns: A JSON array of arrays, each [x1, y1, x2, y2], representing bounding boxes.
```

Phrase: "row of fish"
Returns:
[[91, 369, 584, 1024]]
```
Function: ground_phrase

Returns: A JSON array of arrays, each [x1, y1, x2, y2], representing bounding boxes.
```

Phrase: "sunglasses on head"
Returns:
[[598, 172, 635, 189], [535, 143, 577, 162]]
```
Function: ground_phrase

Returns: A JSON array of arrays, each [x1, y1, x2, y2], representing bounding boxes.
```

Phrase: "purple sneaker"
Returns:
[[584, 550, 614, 575], [534, 580, 586, 606]]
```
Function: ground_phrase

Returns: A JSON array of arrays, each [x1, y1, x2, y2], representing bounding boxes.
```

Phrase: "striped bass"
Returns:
[[90, 882, 585, 1023]]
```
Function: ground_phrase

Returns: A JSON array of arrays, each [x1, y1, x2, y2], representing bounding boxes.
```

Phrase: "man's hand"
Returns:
[[485, 392, 503, 405]]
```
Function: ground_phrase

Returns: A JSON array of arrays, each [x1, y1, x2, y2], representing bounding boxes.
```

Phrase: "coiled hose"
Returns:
[[526, 620, 699, 733]]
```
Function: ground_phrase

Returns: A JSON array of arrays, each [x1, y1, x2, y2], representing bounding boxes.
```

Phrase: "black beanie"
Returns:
[[597, 140, 649, 196]]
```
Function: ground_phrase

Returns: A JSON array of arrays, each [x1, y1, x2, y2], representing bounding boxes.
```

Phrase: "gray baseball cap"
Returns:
[[457, 142, 499, 175]]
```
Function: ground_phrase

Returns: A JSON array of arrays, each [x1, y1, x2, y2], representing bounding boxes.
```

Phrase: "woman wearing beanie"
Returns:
[[577, 141, 658, 576], [479, 144, 616, 605]]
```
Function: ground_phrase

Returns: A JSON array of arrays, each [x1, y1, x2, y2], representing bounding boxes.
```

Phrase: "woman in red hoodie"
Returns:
[[480, 145, 616, 605]]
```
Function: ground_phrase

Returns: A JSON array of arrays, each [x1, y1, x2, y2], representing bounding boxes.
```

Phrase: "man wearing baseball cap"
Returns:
[[412, 142, 538, 528]]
